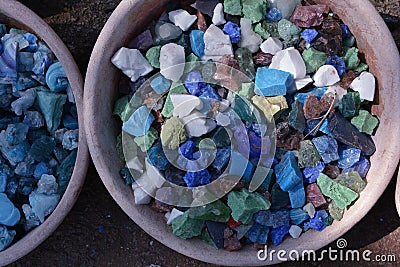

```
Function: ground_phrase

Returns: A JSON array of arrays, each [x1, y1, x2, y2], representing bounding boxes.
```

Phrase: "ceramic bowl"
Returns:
[[0, 0, 89, 265], [84, 0, 400, 265]]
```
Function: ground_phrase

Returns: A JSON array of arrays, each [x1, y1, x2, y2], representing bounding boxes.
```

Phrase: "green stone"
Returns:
[[328, 201, 344, 221], [202, 60, 217, 83], [199, 228, 218, 249], [160, 117, 187, 150], [271, 183, 290, 209], [335, 171, 366, 193], [227, 188, 271, 224], [298, 140, 321, 168], [317, 174, 359, 209], [339, 92, 361, 118], [288, 100, 306, 133], [234, 95, 255, 122], [323, 216, 334, 226], [302, 48, 328, 74], [134, 127, 158, 152], [113, 95, 130, 121], [161, 82, 188, 117], [121, 94, 143, 122], [278, 19, 301, 44], [242, 0, 268, 23], [343, 47, 360, 70], [262, 21, 280, 38], [235, 48, 256, 80], [351, 110, 379, 135], [172, 213, 205, 239], [36, 91, 67, 134], [224, 0, 242, 15], [116, 133, 124, 161], [354, 63, 369, 73], [197, 138, 218, 150], [145, 45, 161, 68], [184, 53, 201, 73], [237, 82, 254, 99], [253, 23, 271, 40], [187, 200, 231, 222], [211, 127, 231, 148]]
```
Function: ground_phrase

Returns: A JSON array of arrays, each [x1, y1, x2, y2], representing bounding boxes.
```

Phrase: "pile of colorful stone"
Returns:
[[112, 0, 378, 251], [0, 25, 78, 251]]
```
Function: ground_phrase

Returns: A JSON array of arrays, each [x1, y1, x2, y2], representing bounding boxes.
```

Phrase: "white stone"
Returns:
[[181, 111, 216, 137], [326, 83, 348, 107], [260, 37, 283, 55], [168, 9, 197, 31], [238, 18, 263, 53], [202, 24, 233, 61], [313, 65, 341, 87], [160, 43, 185, 82], [111, 47, 153, 82], [167, 208, 184, 225], [145, 158, 165, 188], [303, 202, 316, 218], [170, 94, 203, 118], [212, 3, 226, 26], [164, 211, 171, 221], [350, 71, 376, 101], [215, 112, 230, 126], [126, 157, 144, 176], [295, 76, 313, 90], [219, 99, 230, 112], [270, 47, 306, 79], [134, 187, 152, 205], [269, 0, 302, 19], [289, 225, 303, 239]]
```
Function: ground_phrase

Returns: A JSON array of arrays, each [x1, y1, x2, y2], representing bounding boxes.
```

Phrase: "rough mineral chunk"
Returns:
[[160, 116, 187, 150], [242, 0, 268, 23], [254, 67, 294, 96], [111, 48, 153, 82], [289, 208, 309, 225], [160, 43, 185, 82], [270, 47, 306, 79], [339, 92, 361, 118], [122, 106, 155, 137], [212, 3, 226, 25], [172, 212, 204, 239], [303, 161, 325, 183], [290, 4, 327, 28], [349, 72, 376, 101], [169, 9, 197, 31], [304, 210, 328, 231], [312, 136, 339, 164], [302, 48, 328, 74], [313, 65, 340, 87], [317, 174, 358, 209], [306, 183, 327, 208], [0, 193, 21, 226], [270, 225, 290, 246], [0, 226, 16, 252], [187, 200, 231, 222], [246, 223, 270, 244], [238, 18, 263, 53], [275, 151, 303, 192], [335, 171, 366, 193], [298, 140, 321, 168], [338, 145, 361, 169], [203, 24, 233, 61], [223, 0, 242, 16], [254, 209, 290, 228], [351, 110, 379, 135]]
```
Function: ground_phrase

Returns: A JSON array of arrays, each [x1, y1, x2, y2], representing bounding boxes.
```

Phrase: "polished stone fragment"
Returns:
[[298, 140, 321, 168], [172, 212, 204, 239], [312, 135, 339, 164], [289, 208, 309, 225], [335, 171, 366, 193], [338, 145, 361, 169], [290, 4, 326, 28], [304, 210, 328, 231], [306, 183, 327, 208], [328, 112, 376, 156], [317, 173, 358, 209], [339, 92, 361, 118], [227, 188, 271, 224]]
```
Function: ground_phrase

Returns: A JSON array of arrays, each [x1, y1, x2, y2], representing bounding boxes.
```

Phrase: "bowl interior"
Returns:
[[84, 0, 400, 265], [0, 1, 89, 265]]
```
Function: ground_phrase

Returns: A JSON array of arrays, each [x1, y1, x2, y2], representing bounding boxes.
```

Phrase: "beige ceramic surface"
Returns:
[[397, 170, 400, 216], [84, 0, 400, 265], [0, 0, 89, 266]]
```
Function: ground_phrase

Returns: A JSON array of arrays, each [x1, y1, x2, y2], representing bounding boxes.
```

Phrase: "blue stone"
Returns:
[[29, 191, 60, 223], [32, 50, 52, 77], [180, 139, 197, 160], [18, 177, 35, 195], [338, 145, 361, 169], [340, 24, 352, 39], [0, 193, 20, 226], [13, 72, 38, 91], [303, 161, 325, 183], [270, 225, 290, 246], [319, 119, 331, 135], [342, 156, 370, 178], [0, 140, 30, 166], [0, 225, 16, 251], [301, 29, 318, 46], [222, 21, 241, 44], [257, 168, 274, 192], [14, 156, 36, 177], [255, 67, 294, 96], [288, 183, 306, 208], [189, 30, 205, 58], [23, 111, 45, 129], [183, 169, 212, 188], [62, 129, 79, 150], [229, 151, 255, 183], [312, 136, 339, 164], [0, 41, 18, 84], [326, 55, 346, 77], [46, 62, 69, 92], [150, 75, 171, 94], [29, 136, 56, 162], [22, 33, 38, 52], [304, 210, 328, 232], [0, 84, 12, 109], [3, 123, 29, 146], [254, 209, 290, 228], [294, 87, 327, 105], [147, 142, 170, 171], [122, 106, 155, 137], [246, 223, 270, 244], [56, 150, 77, 193], [184, 71, 206, 96], [6, 178, 18, 196], [290, 208, 310, 225], [212, 148, 230, 170], [199, 85, 221, 100], [275, 151, 303, 192], [34, 162, 53, 179], [62, 113, 79, 130], [265, 8, 282, 22]]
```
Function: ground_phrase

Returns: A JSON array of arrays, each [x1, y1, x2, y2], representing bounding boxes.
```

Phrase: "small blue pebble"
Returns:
[[222, 21, 241, 44], [326, 55, 346, 77], [184, 71, 206, 96], [150, 75, 171, 94], [338, 145, 361, 169], [63, 114, 79, 130], [301, 29, 318, 46], [340, 24, 352, 39], [98, 226, 104, 233], [183, 169, 212, 188], [179, 139, 196, 160], [270, 225, 290, 246], [265, 8, 282, 22], [22, 33, 38, 52], [255, 67, 294, 97], [189, 30, 205, 58], [303, 161, 325, 183], [304, 210, 328, 231]]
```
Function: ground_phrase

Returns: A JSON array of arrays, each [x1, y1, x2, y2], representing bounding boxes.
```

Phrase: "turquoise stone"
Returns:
[[0, 226, 16, 252], [122, 106, 155, 137], [36, 90, 67, 134], [172, 212, 205, 239]]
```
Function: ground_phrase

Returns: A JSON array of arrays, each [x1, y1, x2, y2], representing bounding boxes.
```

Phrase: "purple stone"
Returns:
[[304, 210, 328, 231], [270, 225, 290, 246], [303, 161, 325, 183], [128, 30, 153, 51]]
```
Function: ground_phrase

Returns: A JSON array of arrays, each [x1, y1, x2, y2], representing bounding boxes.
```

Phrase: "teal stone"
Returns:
[[172, 212, 205, 239], [0, 225, 16, 252], [113, 95, 130, 121], [343, 47, 360, 70], [288, 183, 306, 209], [227, 188, 271, 224], [187, 200, 231, 222], [289, 208, 309, 225], [150, 75, 171, 94], [354, 63, 369, 73], [36, 90, 67, 134], [255, 167, 274, 193], [271, 183, 290, 209], [235, 48, 256, 80], [224, 0, 242, 15], [288, 100, 306, 132], [56, 150, 77, 193], [278, 19, 301, 44], [233, 95, 255, 121], [145, 46, 161, 68], [190, 30, 205, 58], [339, 92, 361, 118], [211, 127, 231, 148], [298, 140, 321, 168], [29, 136, 56, 162]]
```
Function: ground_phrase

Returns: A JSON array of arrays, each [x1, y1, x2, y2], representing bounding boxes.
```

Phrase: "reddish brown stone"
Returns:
[[290, 4, 327, 28], [341, 71, 356, 89], [276, 122, 304, 150], [150, 200, 173, 213], [227, 217, 242, 229], [306, 183, 327, 208], [313, 17, 343, 55], [214, 55, 241, 90], [253, 52, 273, 66], [224, 235, 243, 251], [324, 164, 340, 178], [224, 227, 234, 238], [320, 92, 336, 112], [196, 10, 208, 32], [303, 94, 324, 119]]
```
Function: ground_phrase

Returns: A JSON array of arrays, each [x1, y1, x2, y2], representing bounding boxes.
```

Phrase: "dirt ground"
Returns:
[[8, 0, 400, 266]]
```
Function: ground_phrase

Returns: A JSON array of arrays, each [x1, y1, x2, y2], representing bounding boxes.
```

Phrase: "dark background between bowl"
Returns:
[[9, 1, 400, 266]]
